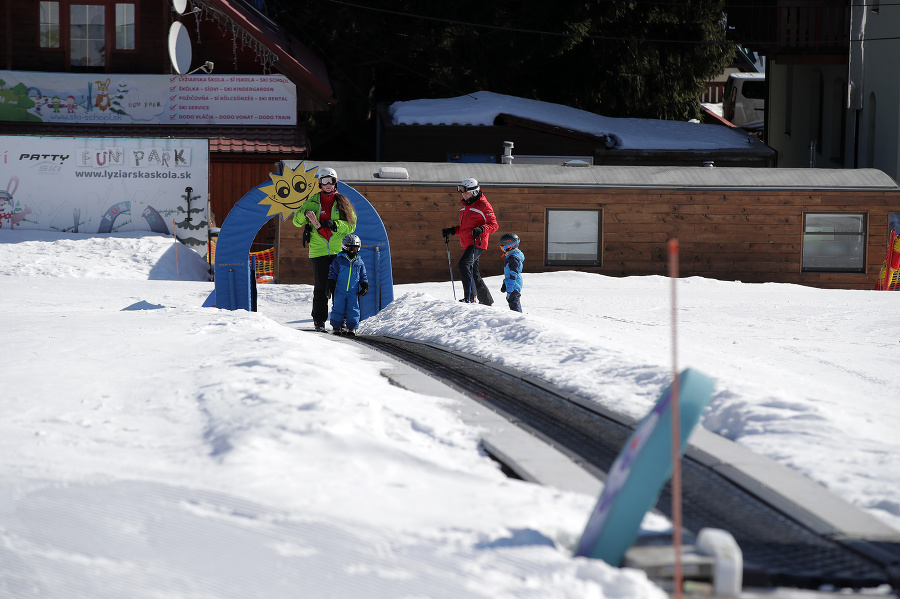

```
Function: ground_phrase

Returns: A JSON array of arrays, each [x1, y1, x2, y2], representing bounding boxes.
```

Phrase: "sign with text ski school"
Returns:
[[0, 136, 210, 255], [0, 70, 296, 125]]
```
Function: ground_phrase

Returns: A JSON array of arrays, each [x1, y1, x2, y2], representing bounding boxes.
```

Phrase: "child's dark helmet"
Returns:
[[500, 233, 520, 251], [342, 234, 361, 257]]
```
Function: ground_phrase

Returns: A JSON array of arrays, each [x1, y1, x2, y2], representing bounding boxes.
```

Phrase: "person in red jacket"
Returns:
[[441, 177, 498, 305]]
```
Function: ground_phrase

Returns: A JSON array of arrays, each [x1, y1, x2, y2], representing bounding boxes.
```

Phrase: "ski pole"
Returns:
[[444, 236, 457, 301]]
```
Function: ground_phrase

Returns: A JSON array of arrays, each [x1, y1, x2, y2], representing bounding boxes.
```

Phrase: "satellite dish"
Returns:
[[172, 0, 187, 15], [168, 21, 192, 75]]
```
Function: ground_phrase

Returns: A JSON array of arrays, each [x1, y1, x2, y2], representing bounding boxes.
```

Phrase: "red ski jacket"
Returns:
[[452, 193, 498, 250]]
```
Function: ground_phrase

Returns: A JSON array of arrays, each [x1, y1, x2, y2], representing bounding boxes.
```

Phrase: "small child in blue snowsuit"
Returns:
[[499, 233, 524, 312], [326, 234, 369, 337]]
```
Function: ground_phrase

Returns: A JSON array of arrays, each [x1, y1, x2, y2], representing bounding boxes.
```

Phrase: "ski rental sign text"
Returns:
[[0, 71, 296, 125], [0, 136, 210, 256]]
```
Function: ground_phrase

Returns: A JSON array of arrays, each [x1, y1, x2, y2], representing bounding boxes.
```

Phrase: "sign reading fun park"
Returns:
[[0, 70, 296, 125], [0, 136, 210, 256]]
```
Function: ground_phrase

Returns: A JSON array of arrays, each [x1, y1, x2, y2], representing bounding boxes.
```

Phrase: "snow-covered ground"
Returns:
[[1, 229, 898, 598]]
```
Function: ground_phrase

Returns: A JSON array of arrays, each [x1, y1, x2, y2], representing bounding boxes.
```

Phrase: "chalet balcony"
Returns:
[[725, 1, 850, 62]]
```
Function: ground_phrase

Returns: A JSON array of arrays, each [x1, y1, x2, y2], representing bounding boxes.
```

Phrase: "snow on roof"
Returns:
[[305, 161, 899, 191], [388, 90, 762, 151], [729, 72, 766, 80]]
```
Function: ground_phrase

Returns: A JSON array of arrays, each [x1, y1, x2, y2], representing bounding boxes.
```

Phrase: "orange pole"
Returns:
[[668, 238, 682, 599]]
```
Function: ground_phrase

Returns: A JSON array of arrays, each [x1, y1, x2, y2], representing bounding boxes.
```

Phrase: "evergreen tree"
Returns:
[[269, 0, 733, 157]]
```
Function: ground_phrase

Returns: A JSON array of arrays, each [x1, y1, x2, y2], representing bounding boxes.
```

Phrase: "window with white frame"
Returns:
[[39, 1, 137, 68], [802, 213, 866, 273], [70, 4, 106, 67], [115, 3, 135, 50], [40, 1, 60, 48], [545, 209, 601, 266]]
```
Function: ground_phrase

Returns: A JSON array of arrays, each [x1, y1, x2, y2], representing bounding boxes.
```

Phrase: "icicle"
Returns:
[[232, 22, 239, 69], [190, 0, 280, 73], [188, 0, 201, 43]]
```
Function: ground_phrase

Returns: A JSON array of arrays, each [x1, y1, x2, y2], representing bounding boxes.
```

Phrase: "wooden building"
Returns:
[[276, 162, 900, 291], [0, 0, 333, 244]]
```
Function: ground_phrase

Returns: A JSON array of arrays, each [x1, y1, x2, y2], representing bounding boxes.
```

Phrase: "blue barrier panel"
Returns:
[[575, 368, 715, 566]]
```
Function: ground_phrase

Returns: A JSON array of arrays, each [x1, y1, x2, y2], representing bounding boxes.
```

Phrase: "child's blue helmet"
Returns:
[[500, 233, 520, 252]]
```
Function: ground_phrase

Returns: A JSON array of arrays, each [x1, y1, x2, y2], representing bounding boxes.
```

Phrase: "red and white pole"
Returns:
[[668, 238, 682, 599]]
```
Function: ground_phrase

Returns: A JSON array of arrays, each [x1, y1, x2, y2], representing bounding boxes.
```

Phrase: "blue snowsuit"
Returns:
[[502, 248, 524, 312], [328, 251, 368, 330]]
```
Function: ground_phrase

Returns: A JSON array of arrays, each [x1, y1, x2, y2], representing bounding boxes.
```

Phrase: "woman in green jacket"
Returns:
[[292, 168, 357, 331]]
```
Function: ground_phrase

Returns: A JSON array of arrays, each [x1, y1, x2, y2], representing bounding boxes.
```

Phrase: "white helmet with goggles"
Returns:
[[456, 177, 480, 195], [318, 167, 338, 188]]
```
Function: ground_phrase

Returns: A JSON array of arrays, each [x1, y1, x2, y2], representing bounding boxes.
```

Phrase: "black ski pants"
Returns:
[[506, 289, 522, 312], [458, 246, 493, 305], [311, 254, 336, 324]]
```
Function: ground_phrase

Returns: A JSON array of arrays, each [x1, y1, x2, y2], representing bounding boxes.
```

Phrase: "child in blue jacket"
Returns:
[[499, 233, 524, 312], [326, 234, 369, 336]]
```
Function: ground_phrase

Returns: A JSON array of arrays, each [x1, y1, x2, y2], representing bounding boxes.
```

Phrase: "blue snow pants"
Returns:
[[330, 290, 361, 330]]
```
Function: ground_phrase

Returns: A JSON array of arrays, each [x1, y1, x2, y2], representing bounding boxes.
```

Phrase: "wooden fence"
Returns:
[[701, 81, 726, 104]]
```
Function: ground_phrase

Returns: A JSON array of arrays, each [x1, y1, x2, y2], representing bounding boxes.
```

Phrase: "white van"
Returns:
[[723, 72, 765, 130]]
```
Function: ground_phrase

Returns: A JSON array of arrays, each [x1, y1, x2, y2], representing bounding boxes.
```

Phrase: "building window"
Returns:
[[115, 3, 135, 49], [40, 1, 60, 48], [802, 213, 866, 273], [70, 4, 106, 67], [545, 209, 601, 266], [38, 1, 137, 69]]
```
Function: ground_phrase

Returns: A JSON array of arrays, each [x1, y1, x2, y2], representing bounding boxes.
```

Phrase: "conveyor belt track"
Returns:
[[358, 335, 900, 590]]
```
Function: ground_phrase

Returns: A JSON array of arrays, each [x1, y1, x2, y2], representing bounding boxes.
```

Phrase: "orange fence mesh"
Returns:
[[207, 238, 275, 284], [251, 247, 275, 284]]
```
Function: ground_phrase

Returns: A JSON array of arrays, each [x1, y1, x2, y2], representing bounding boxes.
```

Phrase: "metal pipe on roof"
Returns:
[[501, 141, 514, 165]]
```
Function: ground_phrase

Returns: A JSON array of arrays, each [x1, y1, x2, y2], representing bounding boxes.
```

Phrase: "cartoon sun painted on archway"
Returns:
[[258, 161, 320, 220]]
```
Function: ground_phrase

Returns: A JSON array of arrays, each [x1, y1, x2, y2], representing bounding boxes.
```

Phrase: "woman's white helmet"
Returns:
[[457, 177, 480, 195], [318, 167, 338, 188]]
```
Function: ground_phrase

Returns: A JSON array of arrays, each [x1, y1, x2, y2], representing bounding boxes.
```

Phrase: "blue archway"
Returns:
[[207, 165, 393, 318]]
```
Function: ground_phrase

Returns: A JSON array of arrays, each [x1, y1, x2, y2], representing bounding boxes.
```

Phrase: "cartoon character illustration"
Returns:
[[0, 176, 20, 228], [94, 78, 111, 111], [8, 206, 32, 227], [51, 96, 61, 113], [34, 94, 43, 115], [258, 161, 320, 221], [66, 95, 76, 113]]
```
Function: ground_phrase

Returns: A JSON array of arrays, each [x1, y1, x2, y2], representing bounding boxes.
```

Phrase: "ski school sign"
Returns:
[[0, 70, 296, 126], [0, 136, 209, 255]]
